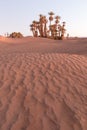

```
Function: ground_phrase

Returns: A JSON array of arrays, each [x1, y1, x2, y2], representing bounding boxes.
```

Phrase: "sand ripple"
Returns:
[[0, 52, 87, 130]]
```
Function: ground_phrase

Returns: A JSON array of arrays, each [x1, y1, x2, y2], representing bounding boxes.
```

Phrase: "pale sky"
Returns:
[[0, 0, 87, 37]]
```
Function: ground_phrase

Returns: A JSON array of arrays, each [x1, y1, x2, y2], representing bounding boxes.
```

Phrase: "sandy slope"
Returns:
[[0, 37, 87, 130]]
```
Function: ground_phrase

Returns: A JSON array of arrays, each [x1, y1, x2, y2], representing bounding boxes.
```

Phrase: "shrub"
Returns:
[[9, 32, 23, 38]]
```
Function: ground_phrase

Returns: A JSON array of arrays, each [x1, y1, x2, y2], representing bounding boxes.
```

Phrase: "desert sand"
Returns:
[[0, 36, 87, 130]]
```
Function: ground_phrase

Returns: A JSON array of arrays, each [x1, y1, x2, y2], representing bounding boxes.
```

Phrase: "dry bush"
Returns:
[[9, 32, 23, 38]]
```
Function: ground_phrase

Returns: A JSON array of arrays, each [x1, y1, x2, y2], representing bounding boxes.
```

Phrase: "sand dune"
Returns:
[[0, 37, 87, 130]]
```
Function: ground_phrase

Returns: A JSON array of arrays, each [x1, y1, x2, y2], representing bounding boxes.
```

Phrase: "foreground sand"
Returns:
[[0, 37, 87, 130]]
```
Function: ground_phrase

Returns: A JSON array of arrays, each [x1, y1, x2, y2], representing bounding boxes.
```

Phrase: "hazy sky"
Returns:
[[0, 0, 87, 37]]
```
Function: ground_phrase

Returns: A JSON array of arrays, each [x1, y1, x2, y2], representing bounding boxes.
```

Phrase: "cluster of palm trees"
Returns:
[[30, 11, 66, 40]]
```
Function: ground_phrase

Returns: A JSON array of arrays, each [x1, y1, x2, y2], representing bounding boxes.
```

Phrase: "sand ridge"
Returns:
[[0, 37, 87, 130]]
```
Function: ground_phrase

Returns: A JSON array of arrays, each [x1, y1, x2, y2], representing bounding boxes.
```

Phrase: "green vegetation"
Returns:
[[30, 11, 66, 40]]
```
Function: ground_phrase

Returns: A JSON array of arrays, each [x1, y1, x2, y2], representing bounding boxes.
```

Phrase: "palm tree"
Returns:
[[30, 24, 35, 36], [30, 20, 39, 37], [55, 16, 61, 25], [36, 21, 40, 36], [32, 20, 37, 30], [49, 24, 53, 38], [58, 24, 61, 38], [61, 22, 66, 39], [48, 11, 55, 37], [32, 20, 39, 37], [48, 11, 54, 26], [62, 21, 66, 27], [39, 14, 44, 37], [43, 16, 48, 37]]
